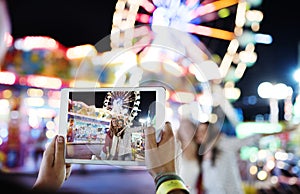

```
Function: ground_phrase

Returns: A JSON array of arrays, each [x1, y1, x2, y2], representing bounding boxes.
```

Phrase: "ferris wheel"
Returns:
[[103, 90, 141, 126], [109, 0, 265, 85], [106, 0, 265, 124]]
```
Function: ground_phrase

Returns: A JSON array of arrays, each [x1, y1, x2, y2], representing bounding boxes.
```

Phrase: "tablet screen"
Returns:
[[59, 87, 165, 166]]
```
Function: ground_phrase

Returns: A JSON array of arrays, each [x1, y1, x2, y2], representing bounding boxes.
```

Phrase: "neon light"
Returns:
[[136, 13, 151, 23], [236, 122, 283, 138], [16, 36, 59, 51], [140, 0, 156, 13], [255, 33, 273, 44], [26, 75, 62, 89], [66, 44, 97, 59], [188, 23, 234, 40], [192, 0, 238, 18], [0, 71, 16, 85], [185, 0, 199, 8]]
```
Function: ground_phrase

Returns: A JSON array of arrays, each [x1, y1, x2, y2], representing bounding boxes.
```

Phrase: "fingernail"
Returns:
[[58, 135, 64, 143]]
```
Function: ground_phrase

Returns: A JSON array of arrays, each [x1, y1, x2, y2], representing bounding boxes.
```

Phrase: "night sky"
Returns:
[[69, 90, 156, 121], [5, 0, 300, 121]]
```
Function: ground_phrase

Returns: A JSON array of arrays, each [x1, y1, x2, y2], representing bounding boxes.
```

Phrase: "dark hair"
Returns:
[[198, 122, 221, 167], [117, 118, 125, 139], [109, 117, 117, 137]]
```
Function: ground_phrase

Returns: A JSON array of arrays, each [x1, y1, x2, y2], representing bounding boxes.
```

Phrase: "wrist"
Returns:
[[155, 173, 189, 194]]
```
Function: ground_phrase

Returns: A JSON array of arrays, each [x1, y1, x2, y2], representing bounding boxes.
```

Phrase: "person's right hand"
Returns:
[[145, 122, 176, 178]]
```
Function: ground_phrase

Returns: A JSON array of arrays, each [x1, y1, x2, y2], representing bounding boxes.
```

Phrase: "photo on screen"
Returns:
[[64, 90, 157, 166]]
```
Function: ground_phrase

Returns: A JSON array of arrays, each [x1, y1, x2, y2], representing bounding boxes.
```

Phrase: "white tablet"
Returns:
[[58, 86, 166, 166]]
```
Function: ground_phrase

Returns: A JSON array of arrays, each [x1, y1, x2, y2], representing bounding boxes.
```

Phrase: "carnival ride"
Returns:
[[101, 0, 266, 125]]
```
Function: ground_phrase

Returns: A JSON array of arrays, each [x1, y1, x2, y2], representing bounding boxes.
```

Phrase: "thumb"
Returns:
[[54, 135, 65, 167]]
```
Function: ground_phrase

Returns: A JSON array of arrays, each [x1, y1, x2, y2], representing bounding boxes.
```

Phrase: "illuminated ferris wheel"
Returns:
[[106, 0, 267, 124], [109, 0, 266, 87], [103, 90, 141, 126]]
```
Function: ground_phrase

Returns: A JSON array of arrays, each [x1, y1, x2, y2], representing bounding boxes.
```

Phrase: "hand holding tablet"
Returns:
[[58, 86, 166, 166]]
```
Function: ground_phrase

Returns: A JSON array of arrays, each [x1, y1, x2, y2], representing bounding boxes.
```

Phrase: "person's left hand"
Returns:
[[32, 135, 71, 192]]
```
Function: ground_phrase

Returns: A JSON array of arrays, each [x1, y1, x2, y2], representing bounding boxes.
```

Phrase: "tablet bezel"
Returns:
[[59, 86, 166, 166]]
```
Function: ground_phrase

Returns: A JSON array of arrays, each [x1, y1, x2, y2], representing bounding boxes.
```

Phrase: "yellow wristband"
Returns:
[[156, 179, 189, 194]]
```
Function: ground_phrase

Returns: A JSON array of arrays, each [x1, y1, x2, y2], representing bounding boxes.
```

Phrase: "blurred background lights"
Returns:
[[257, 170, 268, 181], [14, 36, 59, 51], [46, 121, 55, 130], [270, 176, 278, 184], [28, 115, 40, 129], [246, 10, 263, 23], [255, 33, 273, 44], [258, 82, 292, 99], [10, 110, 19, 120], [291, 166, 300, 174], [257, 82, 273, 98], [249, 165, 258, 175], [288, 177, 298, 185], [266, 160, 276, 170], [27, 88, 44, 97], [208, 113, 218, 124], [69, 80, 101, 88], [30, 128, 41, 139], [235, 1, 247, 27], [238, 31, 255, 47], [0, 71, 16, 85], [0, 127, 8, 138], [2, 89, 13, 98], [45, 129, 56, 139], [293, 69, 300, 83], [66, 44, 97, 60], [24, 97, 45, 107], [257, 149, 268, 160], [276, 161, 286, 169], [218, 8, 230, 18], [247, 0, 263, 7], [26, 75, 62, 89]]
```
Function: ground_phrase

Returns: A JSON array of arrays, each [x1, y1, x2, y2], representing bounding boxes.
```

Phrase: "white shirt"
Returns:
[[202, 134, 261, 194], [179, 155, 201, 194]]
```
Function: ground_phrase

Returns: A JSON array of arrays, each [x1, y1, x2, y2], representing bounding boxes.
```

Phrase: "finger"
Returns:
[[145, 126, 157, 150], [43, 135, 57, 167], [158, 122, 174, 146], [54, 135, 65, 167], [65, 163, 72, 180]]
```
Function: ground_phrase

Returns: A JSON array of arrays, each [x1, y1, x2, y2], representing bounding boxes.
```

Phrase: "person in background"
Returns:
[[198, 121, 261, 194], [99, 117, 118, 160], [117, 119, 144, 161], [66, 118, 75, 142], [109, 118, 124, 160], [176, 119, 203, 194]]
